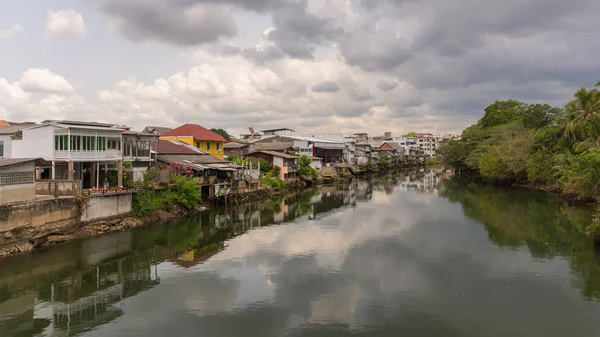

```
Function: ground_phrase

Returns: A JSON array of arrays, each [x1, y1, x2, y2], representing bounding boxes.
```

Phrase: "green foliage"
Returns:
[[526, 150, 556, 184], [298, 155, 317, 178], [210, 128, 231, 141], [378, 155, 390, 165], [479, 100, 526, 128], [427, 157, 443, 165], [522, 104, 564, 129], [403, 132, 416, 137], [556, 148, 600, 199], [258, 158, 273, 173], [260, 176, 286, 189], [132, 175, 200, 217], [227, 156, 250, 166], [271, 165, 281, 178], [171, 175, 201, 209]]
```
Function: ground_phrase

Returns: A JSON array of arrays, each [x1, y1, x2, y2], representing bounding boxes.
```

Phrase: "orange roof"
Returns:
[[0, 121, 9, 127], [161, 124, 227, 142]]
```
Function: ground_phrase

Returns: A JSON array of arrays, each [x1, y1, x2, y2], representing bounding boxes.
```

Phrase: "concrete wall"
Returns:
[[0, 198, 80, 232], [0, 184, 35, 204], [35, 180, 81, 197], [81, 192, 132, 223], [0, 161, 36, 204], [12, 124, 55, 160], [0, 192, 133, 232]]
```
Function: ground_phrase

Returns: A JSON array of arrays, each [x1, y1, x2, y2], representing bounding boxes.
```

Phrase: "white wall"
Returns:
[[273, 156, 284, 166], [0, 135, 12, 158], [310, 159, 322, 169], [12, 125, 55, 160]]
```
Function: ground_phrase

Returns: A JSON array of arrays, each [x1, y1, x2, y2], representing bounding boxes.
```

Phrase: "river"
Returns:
[[2, 168, 600, 337]]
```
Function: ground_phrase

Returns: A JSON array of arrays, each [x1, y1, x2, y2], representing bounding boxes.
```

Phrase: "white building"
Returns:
[[10, 121, 156, 188]]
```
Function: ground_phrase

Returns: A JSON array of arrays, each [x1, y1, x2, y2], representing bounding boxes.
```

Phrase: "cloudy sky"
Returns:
[[1, 0, 599, 136]]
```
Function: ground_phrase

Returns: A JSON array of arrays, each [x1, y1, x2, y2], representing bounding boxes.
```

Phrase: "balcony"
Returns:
[[54, 150, 122, 161]]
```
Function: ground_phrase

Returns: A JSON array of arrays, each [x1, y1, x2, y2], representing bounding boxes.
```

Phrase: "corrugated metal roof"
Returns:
[[152, 140, 208, 155], [248, 151, 299, 159], [224, 142, 249, 149], [0, 125, 27, 135], [0, 158, 43, 168]]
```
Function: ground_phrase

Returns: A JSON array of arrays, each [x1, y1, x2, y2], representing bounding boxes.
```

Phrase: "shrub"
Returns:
[[379, 155, 390, 165], [171, 175, 201, 209], [557, 148, 600, 198], [260, 176, 285, 189], [258, 158, 273, 173], [298, 155, 316, 178], [131, 175, 200, 216], [271, 165, 281, 178]]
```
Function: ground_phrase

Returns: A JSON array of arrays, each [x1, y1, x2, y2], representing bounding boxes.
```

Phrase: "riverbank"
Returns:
[[0, 180, 313, 258]]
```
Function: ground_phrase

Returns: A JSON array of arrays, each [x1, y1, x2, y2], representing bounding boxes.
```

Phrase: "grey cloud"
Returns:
[[102, 1, 237, 45], [267, 0, 344, 59], [100, 0, 343, 59], [339, 21, 413, 71], [241, 46, 286, 64], [376, 80, 398, 91], [311, 81, 341, 93]]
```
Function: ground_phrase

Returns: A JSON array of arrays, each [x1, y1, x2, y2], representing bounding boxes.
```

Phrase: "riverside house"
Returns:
[[10, 120, 155, 189], [160, 124, 227, 159]]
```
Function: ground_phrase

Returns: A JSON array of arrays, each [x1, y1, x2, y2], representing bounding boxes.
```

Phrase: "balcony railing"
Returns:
[[54, 150, 122, 160]]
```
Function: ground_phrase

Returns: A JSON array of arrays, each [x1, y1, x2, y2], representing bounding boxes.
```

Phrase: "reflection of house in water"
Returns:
[[0, 231, 161, 337], [168, 246, 224, 269], [397, 169, 447, 194]]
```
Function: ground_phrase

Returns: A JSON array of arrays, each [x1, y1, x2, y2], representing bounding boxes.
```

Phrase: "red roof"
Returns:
[[161, 124, 227, 142], [152, 140, 208, 155]]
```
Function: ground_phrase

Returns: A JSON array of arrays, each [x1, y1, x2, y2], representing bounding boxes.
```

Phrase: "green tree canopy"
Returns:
[[210, 128, 232, 141]]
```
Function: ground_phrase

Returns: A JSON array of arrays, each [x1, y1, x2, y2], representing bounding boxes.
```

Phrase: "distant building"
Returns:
[[246, 150, 299, 180], [141, 126, 172, 135], [160, 124, 227, 159]]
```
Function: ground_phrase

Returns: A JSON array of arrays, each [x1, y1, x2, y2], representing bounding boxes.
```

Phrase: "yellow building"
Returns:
[[160, 124, 227, 158]]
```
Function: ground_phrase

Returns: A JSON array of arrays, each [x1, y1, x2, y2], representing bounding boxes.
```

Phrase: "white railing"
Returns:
[[54, 150, 122, 160]]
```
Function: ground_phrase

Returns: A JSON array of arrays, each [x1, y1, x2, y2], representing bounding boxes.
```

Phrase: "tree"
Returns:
[[479, 100, 527, 128], [210, 128, 231, 141], [298, 155, 317, 178], [404, 132, 416, 137], [522, 104, 563, 129], [563, 87, 600, 141]]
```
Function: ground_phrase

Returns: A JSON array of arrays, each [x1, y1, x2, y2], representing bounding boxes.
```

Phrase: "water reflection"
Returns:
[[1, 168, 600, 337]]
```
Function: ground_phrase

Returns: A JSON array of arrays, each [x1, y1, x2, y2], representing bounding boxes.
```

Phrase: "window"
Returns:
[[206, 142, 211, 151], [216, 142, 221, 151], [54, 135, 68, 151], [196, 141, 201, 148], [82, 136, 96, 151], [70, 136, 81, 151], [0, 141, 3, 157], [108, 138, 121, 150], [97, 137, 106, 151]]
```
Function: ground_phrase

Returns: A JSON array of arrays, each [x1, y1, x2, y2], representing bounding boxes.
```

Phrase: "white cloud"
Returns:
[[0, 24, 24, 39], [45, 9, 87, 39], [19, 68, 75, 94]]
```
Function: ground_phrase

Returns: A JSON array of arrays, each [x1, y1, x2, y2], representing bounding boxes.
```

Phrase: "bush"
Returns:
[[526, 150, 556, 184], [271, 165, 281, 178], [258, 158, 273, 173], [131, 175, 200, 217], [427, 157, 443, 165], [379, 155, 390, 165], [557, 148, 600, 198], [260, 176, 285, 189], [298, 155, 316, 178], [171, 175, 201, 209]]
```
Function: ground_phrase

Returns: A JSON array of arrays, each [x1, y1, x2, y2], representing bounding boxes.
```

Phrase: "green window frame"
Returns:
[[206, 142, 211, 151], [216, 142, 220, 151]]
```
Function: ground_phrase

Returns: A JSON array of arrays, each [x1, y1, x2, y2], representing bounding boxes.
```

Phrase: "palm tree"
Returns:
[[564, 87, 600, 143]]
